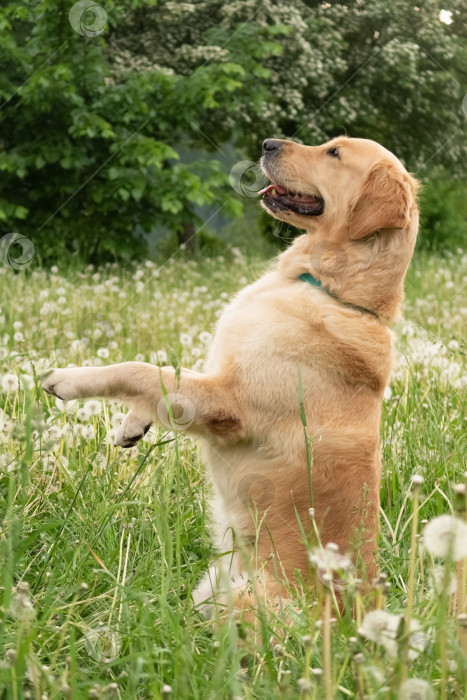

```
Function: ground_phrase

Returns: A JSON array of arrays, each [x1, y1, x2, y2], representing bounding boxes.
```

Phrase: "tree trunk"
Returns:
[[176, 221, 196, 252]]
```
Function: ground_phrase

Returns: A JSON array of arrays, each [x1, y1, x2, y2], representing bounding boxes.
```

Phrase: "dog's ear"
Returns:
[[348, 162, 417, 240]]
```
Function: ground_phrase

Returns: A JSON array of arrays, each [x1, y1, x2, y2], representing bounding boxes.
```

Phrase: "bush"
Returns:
[[417, 172, 467, 252]]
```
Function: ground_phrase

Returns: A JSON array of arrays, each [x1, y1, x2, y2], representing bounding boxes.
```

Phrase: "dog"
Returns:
[[43, 136, 419, 618]]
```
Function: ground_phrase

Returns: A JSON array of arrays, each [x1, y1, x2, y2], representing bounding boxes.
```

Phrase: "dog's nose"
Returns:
[[262, 139, 282, 155]]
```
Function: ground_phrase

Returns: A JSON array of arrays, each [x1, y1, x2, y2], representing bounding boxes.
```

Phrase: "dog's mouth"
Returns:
[[258, 183, 324, 216]]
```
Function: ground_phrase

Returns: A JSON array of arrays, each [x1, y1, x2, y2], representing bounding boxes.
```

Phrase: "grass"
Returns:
[[0, 246, 466, 699]]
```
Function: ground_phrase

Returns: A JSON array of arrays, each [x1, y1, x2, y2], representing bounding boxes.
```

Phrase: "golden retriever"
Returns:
[[43, 136, 419, 617]]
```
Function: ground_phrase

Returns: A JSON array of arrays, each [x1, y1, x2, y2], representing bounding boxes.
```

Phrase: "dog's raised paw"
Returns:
[[114, 415, 152, 448], [42, 369, 80, 402]]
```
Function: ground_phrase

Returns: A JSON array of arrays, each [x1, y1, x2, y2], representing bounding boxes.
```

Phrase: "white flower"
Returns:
[[2, 374, 19, 392], [111, 412, 126, 428], [383, 386, 392, 400], [423, 515, 467, 561], [180, 333, 192, 347], [14, 332, 24, 342], [81, 424, 95, 440], [45, 424, 63, 442], [97, 347, 109, 359], [199, 331, 212, 345], [135, 353, 145, 362], [55, 397, 78, 412], [150, 350, 167, 365], [358, 611, 426, 659], [428, 565, 457, 596], [85, 400, 102, 416], [309, 542, 354, 590], [77, 408, 91, 422], [358, 610, 397, 646], [19, 374, 34, 390], [71, 340, 85, 353], [10, 582, 36, 621], [398, 679, 434, 700]]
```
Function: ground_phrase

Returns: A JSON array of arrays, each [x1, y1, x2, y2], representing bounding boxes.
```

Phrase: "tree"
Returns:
[[113, 0, 467, 172], [0, 0, 281, 261], [0, 0, 465, 262]]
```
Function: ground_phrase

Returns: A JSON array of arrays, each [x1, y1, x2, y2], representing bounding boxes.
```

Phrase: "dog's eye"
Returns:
[[327, 147, 340, 159]]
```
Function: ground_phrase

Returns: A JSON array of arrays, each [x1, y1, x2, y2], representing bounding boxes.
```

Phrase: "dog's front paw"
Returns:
[[42, 368, 83, 402], [114, 411, 152, 448]]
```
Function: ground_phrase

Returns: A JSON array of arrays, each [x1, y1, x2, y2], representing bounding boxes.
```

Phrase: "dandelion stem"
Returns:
[[323, 591, 333, 700], [402, 482, 420, 679]]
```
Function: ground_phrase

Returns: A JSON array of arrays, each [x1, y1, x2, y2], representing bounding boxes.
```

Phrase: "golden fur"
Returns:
[[43, 136, 419, 617]]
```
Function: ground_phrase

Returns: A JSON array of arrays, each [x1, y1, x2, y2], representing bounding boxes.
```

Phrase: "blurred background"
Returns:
[[0, 0, 466, 264]]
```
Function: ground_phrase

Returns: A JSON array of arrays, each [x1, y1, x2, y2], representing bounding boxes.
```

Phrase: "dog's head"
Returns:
[[261, 137, 420, 320], [259, 136, 419, 241]]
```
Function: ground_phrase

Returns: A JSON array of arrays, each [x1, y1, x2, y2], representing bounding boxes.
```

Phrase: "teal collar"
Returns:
[[298, 272, 379, 318]]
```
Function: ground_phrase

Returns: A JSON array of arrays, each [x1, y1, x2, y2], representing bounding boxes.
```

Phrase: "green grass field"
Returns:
[[0, 248, 466, 699]]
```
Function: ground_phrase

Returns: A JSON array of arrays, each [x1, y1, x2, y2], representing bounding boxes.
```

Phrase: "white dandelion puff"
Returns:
[[97, 347, 110, 359], [398, 679, 435, 700], [358, 611, 425, 659], [84, 400, 102, 416], [423, 514, 467, 561], [199, 331, 212, 345], [428, 565, 457, 596], [180, 333, 192, 347], [10, 582, 36, 621], [150, 350, 167, 365], [111, 412, 126, 429], [77, 408, 92, 422], [358, 610, 396, 644], [309, 542, 355, 590], [19, 374, 34, 390], [2, 374, 19, 392], [81, 424, 95, 440]]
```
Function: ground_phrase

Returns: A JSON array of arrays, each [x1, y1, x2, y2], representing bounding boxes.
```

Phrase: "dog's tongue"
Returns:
[[258, 183, 288, 196]]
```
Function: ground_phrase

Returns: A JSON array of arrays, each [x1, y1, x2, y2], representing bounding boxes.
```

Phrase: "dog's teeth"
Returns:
[[271, 188, 277, 196]]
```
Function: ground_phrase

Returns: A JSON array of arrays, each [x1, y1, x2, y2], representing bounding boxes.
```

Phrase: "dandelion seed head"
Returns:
[[423, 514, 467, 561], [398, 678, 434, 700], [429, 565, 457, 596], [85, 400, 102, 416], [2, 374, 18, 392], [77, 408, 91, 422]]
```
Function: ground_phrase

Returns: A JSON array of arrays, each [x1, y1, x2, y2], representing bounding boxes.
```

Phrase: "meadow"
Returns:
[[0, 247, 466, 699]]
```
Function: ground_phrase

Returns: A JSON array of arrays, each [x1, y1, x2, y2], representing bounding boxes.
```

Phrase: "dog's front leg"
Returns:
[[42, 362, 242, 441]]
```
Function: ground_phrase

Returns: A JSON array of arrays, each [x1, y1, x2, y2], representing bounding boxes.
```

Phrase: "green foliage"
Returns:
[[418, 172, 467, 252], [0, 1, 280, 262], [0, 0, 466, 262]]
